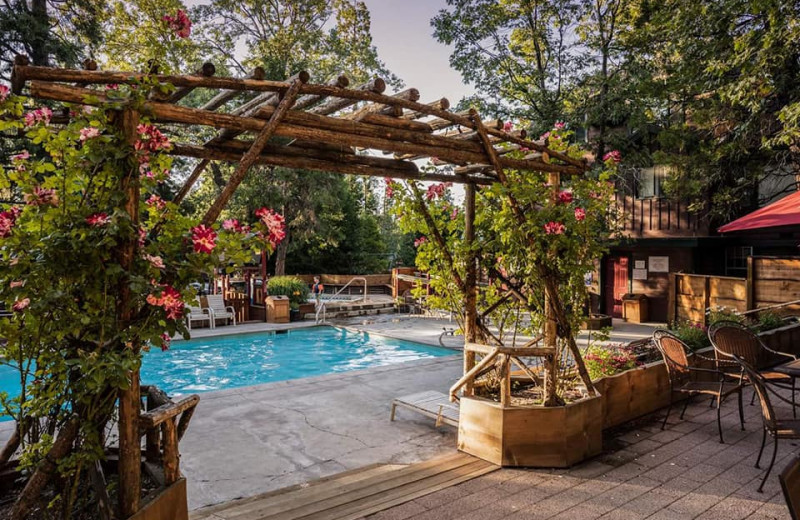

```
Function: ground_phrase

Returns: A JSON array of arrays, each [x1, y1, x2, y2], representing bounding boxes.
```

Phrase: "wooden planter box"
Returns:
[[758, 321, 800, 356], [582, 314, 612, 330], [130, 477, 188, 520], [595, 359, 670, 429], [457, 394, 603, 467]]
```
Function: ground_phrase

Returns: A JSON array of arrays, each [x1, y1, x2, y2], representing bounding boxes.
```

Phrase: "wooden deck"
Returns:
[[190, 452, 497, 520]]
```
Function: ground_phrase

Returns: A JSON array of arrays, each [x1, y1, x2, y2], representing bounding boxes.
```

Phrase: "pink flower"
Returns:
[[503, 121, 513, 132], [222, 219, 237, 231], [159, 333, 171, 351], [0, 85, 9, 102], [451, 207, 459, 220], [603, 150, 622, 163], [86, 212, 110, 226], [146, 194, 167, 211], [414, 236, 428, 248], [146, 285, 184, 319], [554, 121, 566, 129], [544, 221, 566, 235], [79, 127, 101, 141], [9, 281, 24, 288], [574, 207, 586, 221], [384, 178, 395, 199], [135, 124, 171, 153], [143, 254, 165, 269], [11, 150, 30, 162], [12, 298, 30, 312], [520, 146, 530, 152], [255, 207, 286, 248], [138, 226, 148, 247], [25, 186, 58, 207], [558, 190, 573, 204], [23, 107, 52, 127], [425, 182, 452, 201], [0, 208, 20, 238], [163, 9, 192, 38], [105, 84, 119, 91], [191, 224, 217, 254], [540, 132, 551, 140]]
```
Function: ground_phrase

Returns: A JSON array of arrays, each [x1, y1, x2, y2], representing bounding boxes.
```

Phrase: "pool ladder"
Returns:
[[315, 301, 326, 324]]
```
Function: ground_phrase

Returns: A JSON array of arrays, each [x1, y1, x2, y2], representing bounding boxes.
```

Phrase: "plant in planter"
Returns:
[[584, 343, 640, 380], [0, 81, 283, 517], [390, 123, 620, 466], [267, 275, 310, 311]]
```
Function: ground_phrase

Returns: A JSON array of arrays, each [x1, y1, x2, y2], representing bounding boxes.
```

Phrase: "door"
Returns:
[[604, 256, 629, 318]]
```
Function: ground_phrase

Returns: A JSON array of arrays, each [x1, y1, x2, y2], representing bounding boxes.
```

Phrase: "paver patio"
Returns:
[[363, 390, 796, 520]]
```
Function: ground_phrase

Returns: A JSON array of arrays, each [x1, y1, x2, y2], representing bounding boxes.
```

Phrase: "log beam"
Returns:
[[173, 159, 210, 205], [200, 67, 266, 111], [159, 62, 216, 103], [309, 77, 386, 115], [202, 78, 303, 225], [401, 98, 450, 120], [294, 74, 350, 111]]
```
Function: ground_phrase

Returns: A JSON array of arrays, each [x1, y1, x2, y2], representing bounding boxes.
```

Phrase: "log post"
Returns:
[[463, 183, 478, 397], [115, 108, 142, 518], [543, 171, 561, 407], [746, 256, 755, 311], [162, 419, 180, 485], [499, 355, 511, 407], [202, 79, 303, 226]]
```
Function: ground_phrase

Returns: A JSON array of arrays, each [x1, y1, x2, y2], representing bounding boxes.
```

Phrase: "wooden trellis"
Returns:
[[9, 56, 589, 517]]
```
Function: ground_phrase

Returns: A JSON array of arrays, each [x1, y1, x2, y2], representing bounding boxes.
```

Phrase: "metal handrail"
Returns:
[[736, 299, 800, 316], [320, 277, 370, 303], [315, 301, 326, 324]]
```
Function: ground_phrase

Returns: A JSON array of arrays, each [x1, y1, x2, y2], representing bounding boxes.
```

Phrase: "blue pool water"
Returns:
[[0, 327, 453, 420]]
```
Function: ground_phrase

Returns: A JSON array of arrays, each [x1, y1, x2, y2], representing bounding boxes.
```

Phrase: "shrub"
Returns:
[[756, 310, 785, 332], [670, 321, 710, 350], [584, 343, 639, 380], [268, 276, 309, 310], [707, 306, 745, 326]]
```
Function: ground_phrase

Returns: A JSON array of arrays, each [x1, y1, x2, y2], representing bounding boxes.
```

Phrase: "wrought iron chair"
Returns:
[[709, 320, 796, 416], [652, 330, 744, 443], [781, 455, 800, 520], [734, 355, 800, 493]]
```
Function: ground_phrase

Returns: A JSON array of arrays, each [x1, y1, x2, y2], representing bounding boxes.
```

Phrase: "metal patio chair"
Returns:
[[652, 330, 744, 443], [734, 355, 800, 493], [709, 320, 796, 416]]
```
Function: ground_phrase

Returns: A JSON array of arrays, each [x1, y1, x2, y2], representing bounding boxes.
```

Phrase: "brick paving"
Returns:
[[364, 392, 797, 520]]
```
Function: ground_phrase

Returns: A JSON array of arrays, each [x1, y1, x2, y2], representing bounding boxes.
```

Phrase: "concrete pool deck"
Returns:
[[0, 314, 662, 511]]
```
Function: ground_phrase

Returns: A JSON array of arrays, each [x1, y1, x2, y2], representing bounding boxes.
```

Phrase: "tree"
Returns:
[[0, 0, 105, 79]]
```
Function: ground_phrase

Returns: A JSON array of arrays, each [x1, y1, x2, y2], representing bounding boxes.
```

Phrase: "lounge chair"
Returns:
[[205, 294, 236, 327], [186, 305, 214, 330], [390, 390, 459, 427]]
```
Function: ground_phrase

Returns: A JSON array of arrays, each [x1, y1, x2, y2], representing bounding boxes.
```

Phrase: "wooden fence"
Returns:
[[668, 256, 800, 324]]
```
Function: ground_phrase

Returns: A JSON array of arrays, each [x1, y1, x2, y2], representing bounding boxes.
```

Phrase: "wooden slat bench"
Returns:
[[390, 390, 459, 428]]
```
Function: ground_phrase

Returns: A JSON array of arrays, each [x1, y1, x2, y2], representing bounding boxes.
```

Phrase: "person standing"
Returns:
[[312, 276, 324, 305]]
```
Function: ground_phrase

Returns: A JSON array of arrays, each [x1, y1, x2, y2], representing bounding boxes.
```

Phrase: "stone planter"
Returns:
[[457, 394, 603, 467]]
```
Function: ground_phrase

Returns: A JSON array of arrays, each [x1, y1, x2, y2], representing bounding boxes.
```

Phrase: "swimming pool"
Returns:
[[0, 326, 454, 419]]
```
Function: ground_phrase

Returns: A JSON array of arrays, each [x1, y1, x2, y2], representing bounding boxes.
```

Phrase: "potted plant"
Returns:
[[267, 276, 310, 321]]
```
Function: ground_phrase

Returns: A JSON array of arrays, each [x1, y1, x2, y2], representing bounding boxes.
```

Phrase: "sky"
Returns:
[[360, 0, 475, 104]]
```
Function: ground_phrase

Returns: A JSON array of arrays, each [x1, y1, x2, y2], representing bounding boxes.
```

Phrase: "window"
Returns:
[[725, 246, 752, 276], [636, 165, 671, 199]]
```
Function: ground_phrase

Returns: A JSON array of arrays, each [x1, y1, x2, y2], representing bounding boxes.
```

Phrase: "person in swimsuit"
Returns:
[[311, 276, 324, 304]]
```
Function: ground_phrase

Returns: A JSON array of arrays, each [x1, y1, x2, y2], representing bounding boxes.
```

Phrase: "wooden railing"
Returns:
[[614, 194, 708, 238]]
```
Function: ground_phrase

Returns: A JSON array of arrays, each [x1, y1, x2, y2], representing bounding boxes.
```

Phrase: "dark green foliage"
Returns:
[[267, 275, 309, 309]]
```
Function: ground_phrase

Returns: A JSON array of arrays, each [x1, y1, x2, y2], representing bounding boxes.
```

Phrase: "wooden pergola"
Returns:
[[9, 57, 589, 517]]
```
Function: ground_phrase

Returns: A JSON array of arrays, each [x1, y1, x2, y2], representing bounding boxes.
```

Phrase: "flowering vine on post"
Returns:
[[0, 78, 285, 515], [390, 124, 620, 405]]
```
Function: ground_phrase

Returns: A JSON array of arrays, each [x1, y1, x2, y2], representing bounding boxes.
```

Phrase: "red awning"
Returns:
[[718, 190, 800, 233]]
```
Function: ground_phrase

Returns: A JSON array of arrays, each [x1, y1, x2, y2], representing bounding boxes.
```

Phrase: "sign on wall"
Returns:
[[649, 256, 669, 273], [634, 260, 646, 269], [632, 268, 648, 280]]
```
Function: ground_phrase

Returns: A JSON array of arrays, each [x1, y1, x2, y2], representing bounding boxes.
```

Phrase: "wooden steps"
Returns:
[[191, 452, 497, 520]]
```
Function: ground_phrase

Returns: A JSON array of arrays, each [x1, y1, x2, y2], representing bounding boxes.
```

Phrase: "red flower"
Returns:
[[163, 9, 192, 38], [191, 224, 217, 254], [222, 218, 248, 233], [23, 107, 52, 127], [0, 85, 9, 102], [24, 186, 58, 207], [255, 207, 286, 248], [544, 221, 566, 235], [0, 207, 20, 238], [554, 121, 566, 130], [414, 236, 428, 248], [160, 333, 171, 351], [603, 150, 622, 163], [558, 190, 573, 204], [385, 178, 395, 199], [12, 298, 30, 312], [146, 285, 184, 319], [86, 212, 110, 226], [574, 207, 586, 221], [503, 121, 513, 132]]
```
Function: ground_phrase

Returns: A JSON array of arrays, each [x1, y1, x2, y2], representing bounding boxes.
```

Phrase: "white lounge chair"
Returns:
[[206, 294, 236, 326], [390, 390, 459, 428], [186, 305, 213, 330]]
